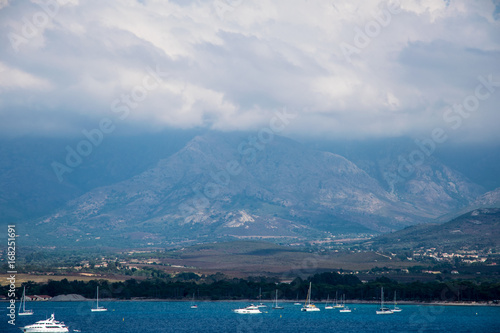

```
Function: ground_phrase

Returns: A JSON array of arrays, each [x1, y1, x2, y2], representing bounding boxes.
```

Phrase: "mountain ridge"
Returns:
[[24, 132, 488, 247]]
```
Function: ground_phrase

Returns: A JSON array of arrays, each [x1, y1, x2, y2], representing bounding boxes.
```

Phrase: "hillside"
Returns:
[[368, 208, 500, 251]]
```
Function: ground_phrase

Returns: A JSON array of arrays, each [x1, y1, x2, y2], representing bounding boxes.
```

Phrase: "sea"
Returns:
[[3, 301, 500, 333]]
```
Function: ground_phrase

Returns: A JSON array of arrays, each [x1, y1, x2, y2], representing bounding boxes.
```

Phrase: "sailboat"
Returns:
[[339, 294, 351, 313], [18, 286, 34, 316], [333, 291, 344, 308], [392, 291, 402, 312], [190, 293, 198, 309], [324, 295, 334, 310], [294, 293, 301, 305], [301, 282, 320, 312], [257, 288, 267, 308], [376, 287, 393, 315], [272, 290, 284, 309], [91, 286, 107, 312]]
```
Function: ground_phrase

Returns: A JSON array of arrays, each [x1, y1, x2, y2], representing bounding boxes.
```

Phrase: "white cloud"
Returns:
[[0, 62, 51, 90], [0, 0, 499, 141]]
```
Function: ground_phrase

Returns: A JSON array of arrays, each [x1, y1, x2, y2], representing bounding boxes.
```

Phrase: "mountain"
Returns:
[[368, 208, 500, 251], [309, 138, 486, 217], [0, 130, 198, 225], [23, 132, 487, 247], [436, 187, 500, 223]]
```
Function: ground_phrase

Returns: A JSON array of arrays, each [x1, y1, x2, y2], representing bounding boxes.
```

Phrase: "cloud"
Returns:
[[0, 0, 499, 142]]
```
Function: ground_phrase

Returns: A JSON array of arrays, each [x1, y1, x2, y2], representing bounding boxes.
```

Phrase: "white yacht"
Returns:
[[233, 304, 262, 314], [20, 313, 69, 332], [301, 282, 320, 312], [18, 286, 34, 316], [90, 286, 107, 312], [376, 287, 393, 315]]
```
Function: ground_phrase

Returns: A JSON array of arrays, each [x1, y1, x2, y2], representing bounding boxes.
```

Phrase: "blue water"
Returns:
[[2, 301, 499, 332]]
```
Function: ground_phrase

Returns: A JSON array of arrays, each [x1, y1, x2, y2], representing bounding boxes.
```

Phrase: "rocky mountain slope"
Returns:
[[26, 132, 486, 247]]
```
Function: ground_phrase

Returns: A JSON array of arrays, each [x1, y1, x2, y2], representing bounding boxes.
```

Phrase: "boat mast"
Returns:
[[381, 287, 384, 308]]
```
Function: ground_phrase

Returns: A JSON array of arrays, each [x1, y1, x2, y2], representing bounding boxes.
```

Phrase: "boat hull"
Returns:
[[301, 307, 320, 312], [233, 305, 262, 314], [18, 312, 34, 316], [20, 328, 69, 333], [233, 309, 261, 314], [20, 314, 69, 333], [90, 308, 107, 312]]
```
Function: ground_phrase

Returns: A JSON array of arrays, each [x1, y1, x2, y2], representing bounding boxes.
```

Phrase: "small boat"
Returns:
[[301, 282, 320, 312], [190, 293, 198, 309], [20, 313, 69, 332], [339, 294, 351, 313], [256, 288, 267, 308], [272, 290, 284, 309], [376, 287, 393, 315], [333, 291, 344, 308], [233, 304, 262, 314], [392, 291, 402, 312], [18, 286, 34, 316], [294, 293, 301, 305], [324, 295, 334, 310], [90, 286, 107, 312]]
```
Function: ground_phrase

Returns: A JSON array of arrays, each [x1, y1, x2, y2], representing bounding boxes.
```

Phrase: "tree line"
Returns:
[[4, 272, 500, 302]]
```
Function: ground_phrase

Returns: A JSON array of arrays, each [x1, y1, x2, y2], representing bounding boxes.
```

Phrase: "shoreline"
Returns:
[[2, 299, 497, 306]]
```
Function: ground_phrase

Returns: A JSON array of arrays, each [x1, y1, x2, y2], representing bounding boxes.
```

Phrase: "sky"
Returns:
[[0, 0, 499, 142]]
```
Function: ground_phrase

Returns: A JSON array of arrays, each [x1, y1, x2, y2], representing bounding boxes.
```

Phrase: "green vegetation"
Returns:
[[4, 272, 499, 303]]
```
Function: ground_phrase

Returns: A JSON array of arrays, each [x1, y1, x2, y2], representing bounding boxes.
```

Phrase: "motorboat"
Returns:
[[20, 313, 69, 332], [233, 304, 262, 314]]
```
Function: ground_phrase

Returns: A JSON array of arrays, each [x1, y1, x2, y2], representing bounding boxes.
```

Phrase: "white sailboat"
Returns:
[[90, 286, 107, 312], [294, 293, 302, 305], [392, 291, 402, 312], [376, 287, 393, 315], [301, 282, 320, 312], [324, 295, 334, 310], [18, 286, 34, 316], [333, 291, 344, 308], [272, 290, 284, 309], [339, 294, 351, 313], [190, 293, 198, 309], [256, 288, 267, 308]]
